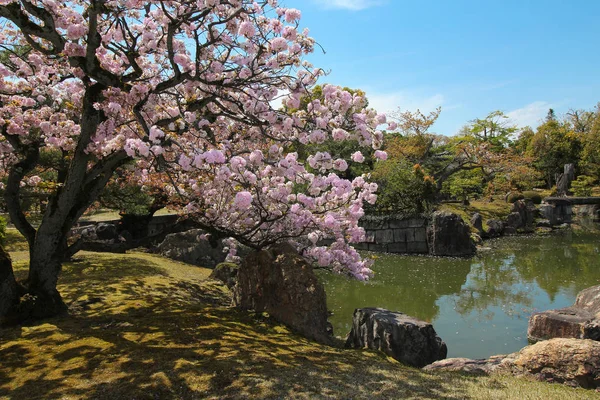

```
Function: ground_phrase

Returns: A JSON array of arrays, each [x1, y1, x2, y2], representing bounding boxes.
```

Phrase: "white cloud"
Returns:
[[507, 101, 552, 129], [315, 0, 387, 10], [367, 91, 445, 115]]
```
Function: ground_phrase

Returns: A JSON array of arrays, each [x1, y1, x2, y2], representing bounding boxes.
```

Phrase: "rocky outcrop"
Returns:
[[426, 338, 600, 389], [485, 219, 505, 237], [556, 164, 575, 197], [510, 199, 536, 231], [345, 307, 447, 368], [504, 338, 600, 389], [470, 213, 483, 235], [528, 284, 600, 342], [95, 223, 118, 240], [424, 355, 506, 375], [427, 212, 475, 257], [209, 262, 239, 289], [156, 229, 249, 269], [233, 243, 332, 344]]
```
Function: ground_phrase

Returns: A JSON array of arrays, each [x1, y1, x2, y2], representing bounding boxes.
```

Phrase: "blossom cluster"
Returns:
[[0, 0, 394, 280]]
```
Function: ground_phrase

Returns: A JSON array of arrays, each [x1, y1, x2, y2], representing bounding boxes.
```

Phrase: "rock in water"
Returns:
[[528, 284, 600, 342], [503, 338, 600, 389], [233, 243, 331, 344], [345, 307, 447, 368], [428, 212, 475, 256]]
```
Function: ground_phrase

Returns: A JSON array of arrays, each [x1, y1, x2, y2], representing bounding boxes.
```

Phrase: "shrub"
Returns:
[[523, 191, 543, 204], [506, 192, 525, 203], [571, 175, 596, 197], [0, 215, 6, 244]]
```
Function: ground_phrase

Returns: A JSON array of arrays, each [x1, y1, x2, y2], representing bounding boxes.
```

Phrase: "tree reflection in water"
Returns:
[[320, 228, 600, 357]]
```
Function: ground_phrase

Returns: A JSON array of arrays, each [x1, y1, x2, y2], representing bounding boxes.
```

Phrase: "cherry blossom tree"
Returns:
[[0, 0, 389, 321]]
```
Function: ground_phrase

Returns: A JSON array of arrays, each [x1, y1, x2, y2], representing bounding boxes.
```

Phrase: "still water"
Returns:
[[319, 229, 600, 359]]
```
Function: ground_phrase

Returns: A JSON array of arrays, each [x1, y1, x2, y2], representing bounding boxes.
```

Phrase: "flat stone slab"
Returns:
[[424, 355, 507, 375]]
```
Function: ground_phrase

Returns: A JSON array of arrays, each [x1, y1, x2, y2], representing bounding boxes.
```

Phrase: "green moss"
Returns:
[[439, 200, 512, 230]]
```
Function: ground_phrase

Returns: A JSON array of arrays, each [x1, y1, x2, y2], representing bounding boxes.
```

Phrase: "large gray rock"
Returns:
[[503, 338, 600, 389], [470, 213, 483, 234], [95, 223, 118, 240], [156, 229, 249, 269], [427, 212, 475, 257], [510, 199, 536, 231], [556, 164, 575, 197], [486, 219, 505, 237], [505, 212, 523, 229], [528, 285, 600, 342], [345, 307, 447, 368], [233, 243, 332, 344]]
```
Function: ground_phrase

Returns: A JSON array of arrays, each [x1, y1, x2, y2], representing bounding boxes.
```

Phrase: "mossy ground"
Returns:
[[1, 228, 598, 399], [439, 199, 513, 230]]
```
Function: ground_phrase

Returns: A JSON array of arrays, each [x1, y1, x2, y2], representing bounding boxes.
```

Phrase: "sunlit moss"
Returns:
[[1, 228, 599, 399]]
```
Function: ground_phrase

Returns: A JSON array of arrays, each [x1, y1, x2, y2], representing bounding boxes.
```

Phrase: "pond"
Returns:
[[319, 228, 600, 359]]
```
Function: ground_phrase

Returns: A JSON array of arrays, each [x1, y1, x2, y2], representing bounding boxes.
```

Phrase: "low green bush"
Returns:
[[572, 175, 596, 197], [506, 192, 525, 203], [522, 191, 543, 204]]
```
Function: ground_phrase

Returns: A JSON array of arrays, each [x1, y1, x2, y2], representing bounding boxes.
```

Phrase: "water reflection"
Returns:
[[319, 229, 600, 358]]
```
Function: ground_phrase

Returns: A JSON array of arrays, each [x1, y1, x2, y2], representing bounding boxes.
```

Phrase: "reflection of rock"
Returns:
[[233, 243, 332, 344], [427, 212, 475, 257], [503, 338, 600, 389], [528, 284, 600, 342], [424, 355, 506, 375], [345, 307, 447, 368], [427, 338, 600, 390]]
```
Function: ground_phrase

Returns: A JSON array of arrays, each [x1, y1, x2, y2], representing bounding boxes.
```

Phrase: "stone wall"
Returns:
[[354, 216, 429, 254]]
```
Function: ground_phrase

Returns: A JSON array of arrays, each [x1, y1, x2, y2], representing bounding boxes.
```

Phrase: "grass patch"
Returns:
[[1, 229, 599, 399]]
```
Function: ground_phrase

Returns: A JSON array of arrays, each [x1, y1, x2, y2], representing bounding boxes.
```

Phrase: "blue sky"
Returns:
[[284, 0, 600, 135]]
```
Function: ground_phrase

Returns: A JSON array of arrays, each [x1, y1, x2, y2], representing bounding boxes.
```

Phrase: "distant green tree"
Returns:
[[441, 169, 484, 203], [527, 117, 582, 188], [571, 175, 596, 197], [579, 104, 600, 180], [371, 160, 436, 214], [461, 110, 517, 151]]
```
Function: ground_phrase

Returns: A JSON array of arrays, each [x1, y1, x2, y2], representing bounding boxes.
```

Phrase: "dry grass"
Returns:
[[1, 228, 599, 399]]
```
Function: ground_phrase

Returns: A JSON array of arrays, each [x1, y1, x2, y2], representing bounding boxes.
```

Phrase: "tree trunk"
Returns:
[[0, 246, 20, 323], [19, 218, 73, 320]]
